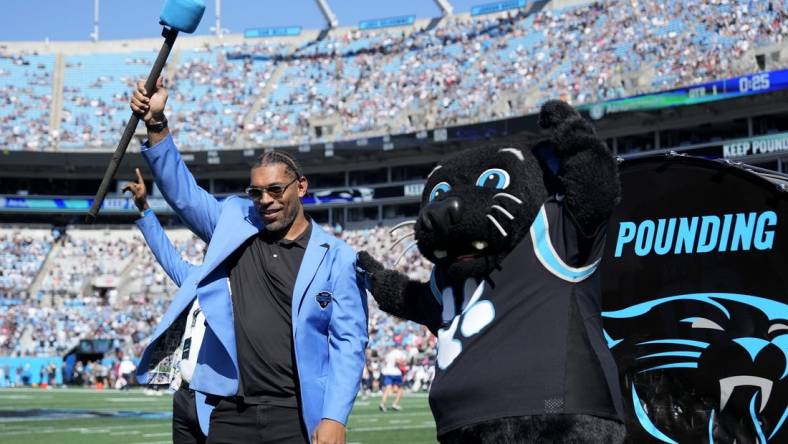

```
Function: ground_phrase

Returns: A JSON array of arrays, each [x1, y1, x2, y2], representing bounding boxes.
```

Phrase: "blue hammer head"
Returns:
[[159, 0, 206, 33]]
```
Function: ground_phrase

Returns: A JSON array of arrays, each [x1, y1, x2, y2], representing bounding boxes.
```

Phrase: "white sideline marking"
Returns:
[[107, 397, 160, 402], [79, 428, 111, 434], [350, 424, 435, 432], [352, 411, 427, 418], [0, 422, 165, 435]]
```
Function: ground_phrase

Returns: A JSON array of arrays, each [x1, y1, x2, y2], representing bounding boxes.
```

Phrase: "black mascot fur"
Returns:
[[359, 101, 628, 443]]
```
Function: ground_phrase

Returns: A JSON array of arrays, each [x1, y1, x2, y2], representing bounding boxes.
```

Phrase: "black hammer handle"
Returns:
[[85, 27, 179, 224]]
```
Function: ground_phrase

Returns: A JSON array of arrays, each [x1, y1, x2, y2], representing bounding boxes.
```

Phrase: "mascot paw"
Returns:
[[357, 251, 409, 314], [539, 100, 597, 156], [554, 116, 597, 151], [358, 251, 384, 277], [537, 100, 579, 130]]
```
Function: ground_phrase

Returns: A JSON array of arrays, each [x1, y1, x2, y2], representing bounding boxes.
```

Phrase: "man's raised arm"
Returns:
[[131, 77, 221, 243], [124, 168, 195, 287]]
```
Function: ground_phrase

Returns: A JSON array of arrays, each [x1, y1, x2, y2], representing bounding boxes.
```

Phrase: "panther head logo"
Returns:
[[603, 293, 788, 443]]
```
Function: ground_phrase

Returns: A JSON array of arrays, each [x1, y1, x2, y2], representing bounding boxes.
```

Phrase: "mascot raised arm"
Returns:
[[359, 100, 627, 443]]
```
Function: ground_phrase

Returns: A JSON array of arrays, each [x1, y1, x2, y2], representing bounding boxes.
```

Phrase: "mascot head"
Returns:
[[414, 137, 557, 282]]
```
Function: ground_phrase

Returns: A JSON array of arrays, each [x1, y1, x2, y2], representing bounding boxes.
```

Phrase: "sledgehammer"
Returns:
[[85, 0, 205, 224]]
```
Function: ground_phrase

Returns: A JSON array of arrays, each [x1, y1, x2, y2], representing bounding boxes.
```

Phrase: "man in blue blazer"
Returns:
[[131, 78, 369, 444]]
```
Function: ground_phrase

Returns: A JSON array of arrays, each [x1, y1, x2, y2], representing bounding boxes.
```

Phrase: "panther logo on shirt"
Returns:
[[316, 291, 332, 309], [436, 278, 496, 369]]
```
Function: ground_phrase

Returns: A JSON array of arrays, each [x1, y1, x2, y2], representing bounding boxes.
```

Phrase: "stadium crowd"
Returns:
[[0, 51, 54, 151], [0, 223, 438, 392], [58, 51, 157, 149], [0, 229, 52, 303], [167, 42, 291, 149], [2, 0, 785, 150], [244, 0, 788, 139], [0, 228, 203, 357], [38, 230, 135, 299]]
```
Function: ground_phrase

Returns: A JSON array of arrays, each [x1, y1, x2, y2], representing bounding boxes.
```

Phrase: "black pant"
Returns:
[[439, 414, 626, 444], [205, 398, 309, 444], [173, 387, 206, 444]]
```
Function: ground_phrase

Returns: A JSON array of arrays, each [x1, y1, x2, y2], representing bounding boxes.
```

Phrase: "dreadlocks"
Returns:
[[254, 151, 303, 180]]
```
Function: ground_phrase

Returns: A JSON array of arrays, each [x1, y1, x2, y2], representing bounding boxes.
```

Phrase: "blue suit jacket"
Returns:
[[135, 134, 369, 439], [136, 209, 194, 288]]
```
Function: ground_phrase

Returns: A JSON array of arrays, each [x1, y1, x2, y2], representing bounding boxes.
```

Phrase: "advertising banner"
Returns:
[[723, 132, 788, 159], [471, 0, 527, 16], [244, 26, 301, 38], [359, 15, 415, 30]]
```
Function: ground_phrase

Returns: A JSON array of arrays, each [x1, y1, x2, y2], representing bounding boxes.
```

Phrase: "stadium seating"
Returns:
[[60, 52, 156, 148], [1, 0, 784, 151], [0, 227, 52, 304], [0, 223, 436, 377], [168, 42, 289, 149], [0, 52, 54, 150], [0, 226, 204, 357]]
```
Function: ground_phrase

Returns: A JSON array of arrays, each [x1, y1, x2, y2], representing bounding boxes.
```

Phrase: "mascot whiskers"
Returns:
[[359, 101, 627, 443]]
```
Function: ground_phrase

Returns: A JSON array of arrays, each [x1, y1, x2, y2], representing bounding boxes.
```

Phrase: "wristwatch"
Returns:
[[146, 116, 168, 133]]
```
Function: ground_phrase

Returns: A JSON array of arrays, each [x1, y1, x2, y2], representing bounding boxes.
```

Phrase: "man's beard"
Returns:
[[261, 205, 298, 233]]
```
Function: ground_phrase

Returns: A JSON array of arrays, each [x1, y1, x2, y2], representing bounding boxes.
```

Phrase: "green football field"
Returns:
[[0, 388, 437, 443]]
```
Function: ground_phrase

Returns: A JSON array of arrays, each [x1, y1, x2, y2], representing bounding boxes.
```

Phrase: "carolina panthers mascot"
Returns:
[[359, 101, 627, 442]]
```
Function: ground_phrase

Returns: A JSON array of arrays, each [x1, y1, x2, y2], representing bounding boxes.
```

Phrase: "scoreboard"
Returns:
[[585, 69, 788, 119]]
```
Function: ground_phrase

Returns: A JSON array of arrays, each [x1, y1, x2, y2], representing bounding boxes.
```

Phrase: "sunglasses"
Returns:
[[245, 178, 299, 200]]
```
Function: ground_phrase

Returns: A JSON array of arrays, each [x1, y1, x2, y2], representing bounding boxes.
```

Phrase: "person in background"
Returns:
[[124, 168, 206, 444], [379, 346, 407, 412], [118, 353, 136, 391]]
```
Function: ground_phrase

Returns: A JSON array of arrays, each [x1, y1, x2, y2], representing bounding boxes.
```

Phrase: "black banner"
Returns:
[[600, 155, 788, 443]]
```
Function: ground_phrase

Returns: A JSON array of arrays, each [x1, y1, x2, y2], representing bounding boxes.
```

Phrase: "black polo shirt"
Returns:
[[226, 223, 312, 407]]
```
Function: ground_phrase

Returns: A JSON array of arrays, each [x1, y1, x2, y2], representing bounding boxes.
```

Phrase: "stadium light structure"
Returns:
[[215, 0, 221, 36], [315, 0, 339, 29], [209, 0, 229, 37], [433, 0, 454, 16], [90, 0, 99, 42]]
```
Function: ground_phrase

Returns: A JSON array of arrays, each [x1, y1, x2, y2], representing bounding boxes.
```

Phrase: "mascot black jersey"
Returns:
[[427, 196, 624, 435], [359, 100, 626, 443]]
